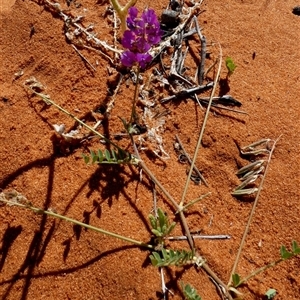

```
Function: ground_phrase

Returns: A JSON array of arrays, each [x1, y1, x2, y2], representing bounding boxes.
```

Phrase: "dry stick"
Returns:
[[160, 82, 214, 103], [139, 161, 232, 299], [193, 16, 206, 86], [45, 0, 121, 55], [166, 235, 231, 240], [83, 45, 114, 65], [113, 10, 119, 61], [29, 90, 130, 156], [106, 73, 124, 116], [175, 134, 208, 187], [180, 43, 223, 207], [227, 135, 282, 287], [174, 43, 233, 299], [72, 45, 97, 72]]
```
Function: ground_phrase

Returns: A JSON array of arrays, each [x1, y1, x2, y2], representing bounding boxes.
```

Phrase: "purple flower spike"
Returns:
[[127, 7, 139, 30], [121, 30, 135, 50], [136, 53, 153, 68], [121, 7, 161, 69], [121, 50, 137, 67]]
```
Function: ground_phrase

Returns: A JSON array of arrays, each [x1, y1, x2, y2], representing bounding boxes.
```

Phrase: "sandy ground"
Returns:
[[0, 0, 300, 299]]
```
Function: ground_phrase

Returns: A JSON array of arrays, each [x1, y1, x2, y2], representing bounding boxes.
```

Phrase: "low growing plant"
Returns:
[[1, 1, 298, 299]]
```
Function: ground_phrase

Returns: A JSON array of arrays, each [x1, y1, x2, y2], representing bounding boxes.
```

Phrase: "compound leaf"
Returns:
[[280, 245, 293, 260], [181, 282, 202, 300]]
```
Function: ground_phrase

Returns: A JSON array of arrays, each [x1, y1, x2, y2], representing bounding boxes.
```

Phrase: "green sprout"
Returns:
[[149, 208, 176, 245], [181, 282, 202, 300], [225, 57, 237, 77]]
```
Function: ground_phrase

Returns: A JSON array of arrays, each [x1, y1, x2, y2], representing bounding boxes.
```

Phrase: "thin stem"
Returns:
[[138, 160, 231, 299], [139, 161, 179, 210], [180, 43, 223, 207], [175, 134, 208, 187], [130, 66, 140, 125], [235, 258, 283, 288], [227, 135, 282, 287], [0, 198, 154, 250], [31, 91, 123, 151], [177, 192, 211, 213]]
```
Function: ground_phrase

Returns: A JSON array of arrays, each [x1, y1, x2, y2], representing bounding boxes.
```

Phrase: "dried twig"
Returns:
[[175, 134, 208, 186], [160, 82, 214, 103], [166, 234, 231, 240], [72, 45, 96, 72], [228, 135, 282, 287], [192, 16, 206, 85]]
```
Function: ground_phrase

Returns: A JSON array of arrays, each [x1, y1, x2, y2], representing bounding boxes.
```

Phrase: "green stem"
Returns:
[[235, 258, 283, 287], [1, 198, 153, 250]]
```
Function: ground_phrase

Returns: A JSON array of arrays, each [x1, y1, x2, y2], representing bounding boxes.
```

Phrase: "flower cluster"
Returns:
[[121, 7, 161, 69]]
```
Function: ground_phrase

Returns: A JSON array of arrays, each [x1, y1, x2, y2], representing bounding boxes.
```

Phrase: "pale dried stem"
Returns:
[[227, 135, 282, 287], [180, 42, 223, 207]]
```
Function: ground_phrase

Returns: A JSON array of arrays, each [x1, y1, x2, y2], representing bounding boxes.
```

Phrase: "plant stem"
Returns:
[[0, 198, 154, 250], [139, 160, 232, 300], [32, 91, 123, 151], [227, 135, 282, 287], [109, 0, 137, 33], [179, 42, 223, 207], [130, 66, 140, 125], [235, 258, 283, 287]]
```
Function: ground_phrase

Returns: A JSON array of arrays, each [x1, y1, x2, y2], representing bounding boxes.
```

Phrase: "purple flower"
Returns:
[[121, 7, 161, 69], [121, 51, 152, 69]]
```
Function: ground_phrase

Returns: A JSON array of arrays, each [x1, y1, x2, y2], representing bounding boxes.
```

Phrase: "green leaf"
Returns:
[[181, 282, 202, 300], [82, 154, 90, 164], [265, 288, 276, 299], [148, 208, 176, 240], [104, 149, 111, 161], [111, 149, 117, 161], [149, 249, 194, 267], [151, 229, 163, 237], [232, 273, 241, 287], [149, 214, 157, 230], [225, 57, 237, 77], [91, 150, 98, 163], [292, 241, 300, 254], [97, 149, 103, 162], [280, 245, 293, 260], [157, 208, 166, 230], [166, 221, 176, 235], [118, 148, 127, 161], [162, 248, 168, 260], [149, 252, 161, 266]]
